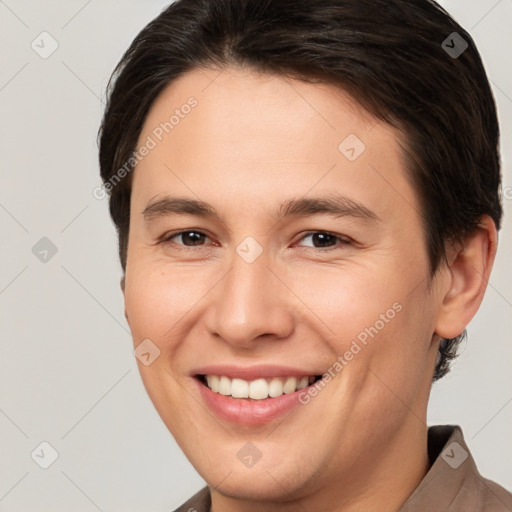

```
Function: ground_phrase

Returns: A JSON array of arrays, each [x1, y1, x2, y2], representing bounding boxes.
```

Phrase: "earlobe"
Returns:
[[435, 215, 498, 339]]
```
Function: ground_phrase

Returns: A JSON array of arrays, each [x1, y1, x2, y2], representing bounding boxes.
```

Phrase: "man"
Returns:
[[98, 0, 512, 510]]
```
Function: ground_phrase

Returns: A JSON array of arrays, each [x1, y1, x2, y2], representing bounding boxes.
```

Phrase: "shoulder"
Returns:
[[480, 476, 512, 512], [400, 425, 512, 512]]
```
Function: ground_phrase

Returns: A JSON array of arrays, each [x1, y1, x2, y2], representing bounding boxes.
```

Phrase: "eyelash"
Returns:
[[158, 230, 354, 252]]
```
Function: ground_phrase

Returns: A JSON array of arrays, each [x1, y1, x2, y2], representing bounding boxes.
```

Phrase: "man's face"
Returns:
[[123, 67, 442, 498]]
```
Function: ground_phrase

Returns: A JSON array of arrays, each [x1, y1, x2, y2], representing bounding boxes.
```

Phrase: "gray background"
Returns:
[[0, 1, 511, 510]]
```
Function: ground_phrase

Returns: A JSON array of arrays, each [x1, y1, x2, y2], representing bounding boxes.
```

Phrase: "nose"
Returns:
[[204, 248, 295, 349]]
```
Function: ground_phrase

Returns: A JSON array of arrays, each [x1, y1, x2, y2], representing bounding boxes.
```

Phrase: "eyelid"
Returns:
[[159, 229, 354, 250], [293, 230, 354, 250], [158, 229, 215, 247]]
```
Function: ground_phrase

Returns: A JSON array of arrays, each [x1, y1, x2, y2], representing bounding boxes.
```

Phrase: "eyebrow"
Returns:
[[142, 194, 380, 223]]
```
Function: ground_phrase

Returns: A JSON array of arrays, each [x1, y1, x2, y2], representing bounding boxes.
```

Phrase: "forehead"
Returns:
[[138, 66, 384, 158], [131, 66, 415, 224]]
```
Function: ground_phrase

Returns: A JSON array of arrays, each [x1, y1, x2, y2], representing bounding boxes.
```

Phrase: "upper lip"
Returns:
[[192, 364, 322, 381]]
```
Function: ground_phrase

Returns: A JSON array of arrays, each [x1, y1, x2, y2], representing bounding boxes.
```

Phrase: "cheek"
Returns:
[[298, 266, 433, 390], [124, 264, 193, 342], [350, 290, 435, 416], [291, 265, 405, 344]]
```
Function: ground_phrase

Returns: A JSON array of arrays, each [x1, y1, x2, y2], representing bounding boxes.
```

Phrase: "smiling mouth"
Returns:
[[196, 374, 323, 400]]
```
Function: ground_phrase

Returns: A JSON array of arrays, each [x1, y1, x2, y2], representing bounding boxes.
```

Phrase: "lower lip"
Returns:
[[194, 377, 313, 426]]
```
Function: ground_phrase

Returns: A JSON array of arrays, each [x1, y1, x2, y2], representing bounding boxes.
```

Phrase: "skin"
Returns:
[[121, 66, 497, 512]]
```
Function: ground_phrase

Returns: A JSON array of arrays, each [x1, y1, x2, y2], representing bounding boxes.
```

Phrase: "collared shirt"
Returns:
[[172, 425, 512, 511]]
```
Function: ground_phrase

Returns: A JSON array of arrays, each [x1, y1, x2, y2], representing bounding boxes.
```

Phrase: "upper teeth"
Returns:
[[204, 375, 316, 400]]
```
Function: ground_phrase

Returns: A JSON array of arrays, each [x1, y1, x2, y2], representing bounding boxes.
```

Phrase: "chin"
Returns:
[[212, 475, 304, 502], [193, 451, 318, 501]]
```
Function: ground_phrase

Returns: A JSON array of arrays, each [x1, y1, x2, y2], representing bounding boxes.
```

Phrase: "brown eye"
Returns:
[[297, 231, 352, 249], [163, 231, 209, 246]]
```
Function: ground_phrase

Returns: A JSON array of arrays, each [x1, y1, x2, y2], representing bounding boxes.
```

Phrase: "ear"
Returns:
[[435, 215, 498, 339], [120, 275, 129, 324]]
